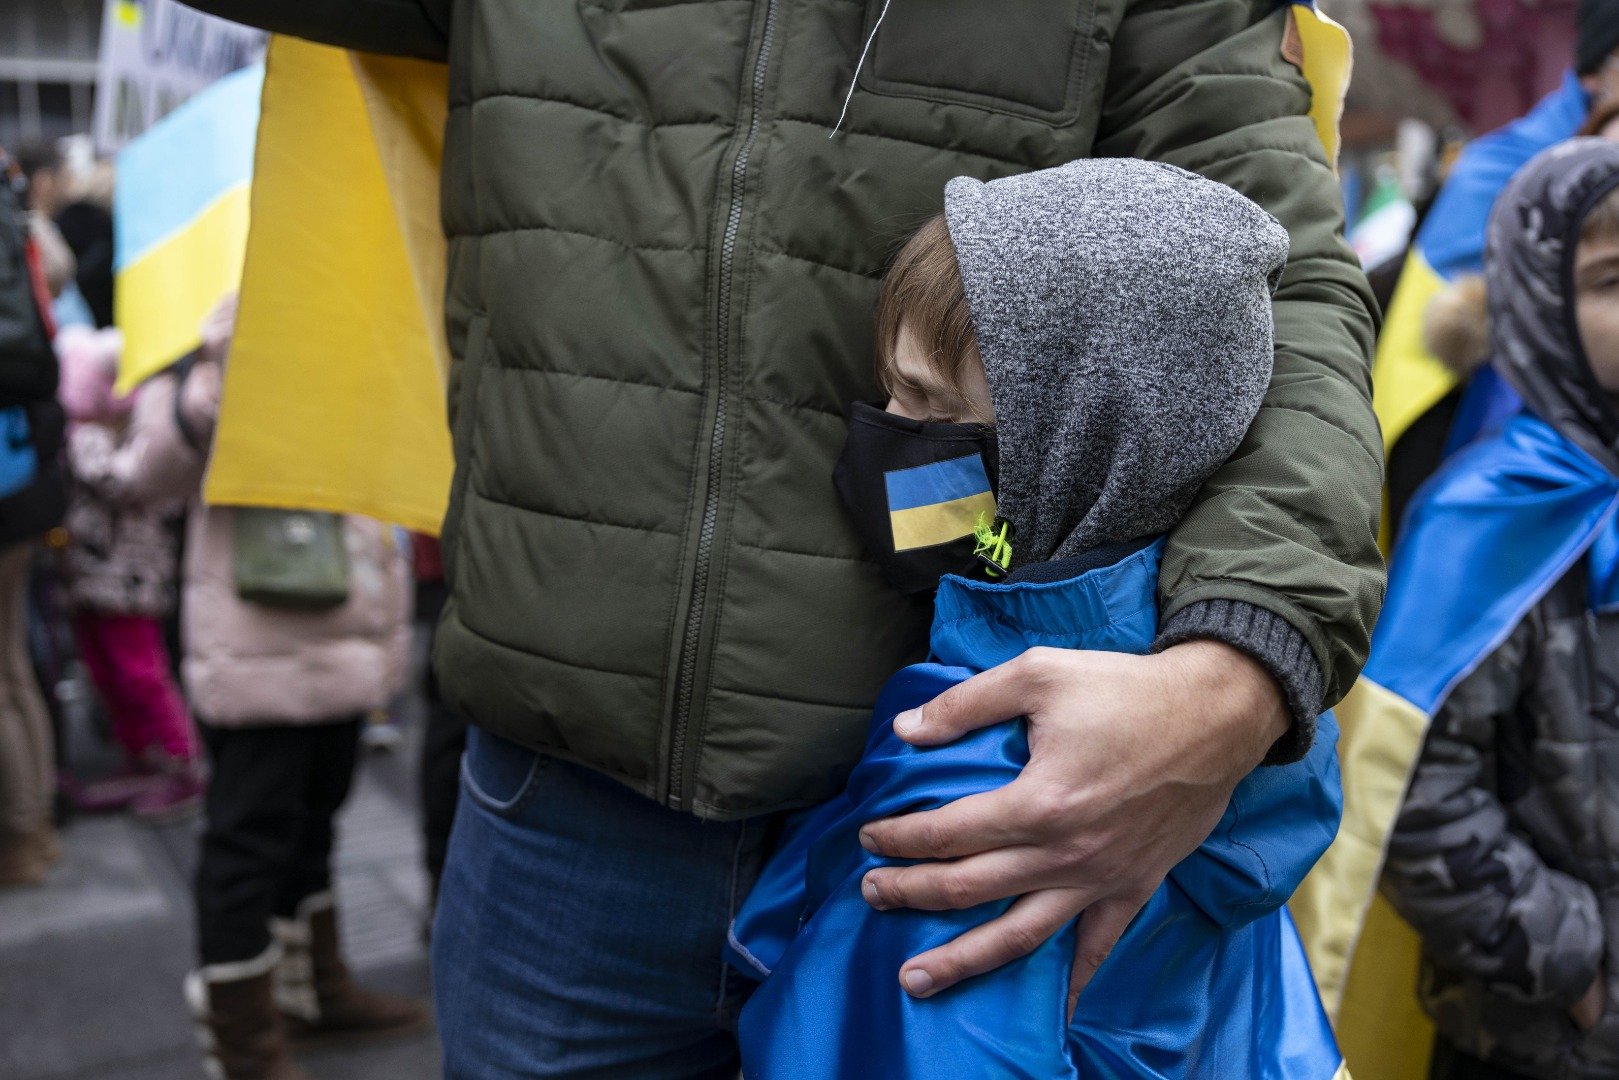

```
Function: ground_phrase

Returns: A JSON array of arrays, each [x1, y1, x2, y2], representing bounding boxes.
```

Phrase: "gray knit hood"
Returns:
[[943, 159, 1289, 566], [1487, 138, 1619, 474]]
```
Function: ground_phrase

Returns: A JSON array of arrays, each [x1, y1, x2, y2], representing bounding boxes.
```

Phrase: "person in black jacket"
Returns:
[[0, 145, 67, 887], [17, 143, 114, 330]]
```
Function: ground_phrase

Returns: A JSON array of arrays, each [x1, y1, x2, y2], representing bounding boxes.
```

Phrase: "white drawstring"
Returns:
[[830, 0, 893, 138]]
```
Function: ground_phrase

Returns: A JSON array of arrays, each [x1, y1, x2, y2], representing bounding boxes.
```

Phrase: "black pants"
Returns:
[[195, 719, 361, 965], [418, 689, 466, 899], [1430, 1037, 1535, 1080], [414, 579, 466, 901]]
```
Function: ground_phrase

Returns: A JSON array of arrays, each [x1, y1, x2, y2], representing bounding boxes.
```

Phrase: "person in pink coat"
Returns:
[[94, 296, 428, 1080]]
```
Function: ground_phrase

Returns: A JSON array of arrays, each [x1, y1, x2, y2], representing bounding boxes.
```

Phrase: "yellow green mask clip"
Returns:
[[973, 514, 1013, 579]]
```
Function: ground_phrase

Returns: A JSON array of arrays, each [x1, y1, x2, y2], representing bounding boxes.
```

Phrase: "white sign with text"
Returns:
[[92, 0, 266, 154]]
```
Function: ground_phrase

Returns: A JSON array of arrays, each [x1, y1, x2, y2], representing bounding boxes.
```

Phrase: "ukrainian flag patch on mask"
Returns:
[[885, 454, 997, 551]]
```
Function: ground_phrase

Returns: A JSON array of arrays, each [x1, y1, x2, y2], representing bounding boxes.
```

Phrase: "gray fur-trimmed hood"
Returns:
[[943, 159, 1289, 566]]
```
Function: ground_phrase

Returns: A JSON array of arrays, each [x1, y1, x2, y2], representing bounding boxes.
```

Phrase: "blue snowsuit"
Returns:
[[728, 541, 1344, 1078]]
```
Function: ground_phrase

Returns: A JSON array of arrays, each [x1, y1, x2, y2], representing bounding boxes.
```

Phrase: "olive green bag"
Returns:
[[233, 508, 350, 609]]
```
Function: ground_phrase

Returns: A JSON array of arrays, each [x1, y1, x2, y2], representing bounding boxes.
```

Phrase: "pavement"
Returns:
[[0, 656, 443, 1080]]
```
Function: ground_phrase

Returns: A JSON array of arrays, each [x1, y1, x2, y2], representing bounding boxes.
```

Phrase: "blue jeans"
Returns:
[[432, 728, 780, 1079]]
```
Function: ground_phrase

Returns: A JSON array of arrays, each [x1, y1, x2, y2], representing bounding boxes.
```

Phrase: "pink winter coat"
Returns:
[[86, 359, 411, 727], [57, 327, 181, 617], [62, 422, 183, 617]]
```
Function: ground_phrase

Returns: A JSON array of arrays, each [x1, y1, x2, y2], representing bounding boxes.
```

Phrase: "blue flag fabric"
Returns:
[[1419, 72, 1587, 283], [1375, 413, 1619, 715], [113, 61, 261, 390], [729, 541, 1344, 1079]]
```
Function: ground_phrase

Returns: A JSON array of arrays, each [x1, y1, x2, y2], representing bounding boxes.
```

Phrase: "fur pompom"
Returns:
[[1422, 274, 1490, 379]]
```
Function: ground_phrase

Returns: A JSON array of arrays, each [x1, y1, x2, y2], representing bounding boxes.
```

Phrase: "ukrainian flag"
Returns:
[[884, 454, 996, 551], [1372, 73, 1588, 467], [114, 62, 262, 391]]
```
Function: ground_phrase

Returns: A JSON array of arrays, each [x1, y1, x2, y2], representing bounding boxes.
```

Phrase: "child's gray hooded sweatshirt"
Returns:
[[942, 159, 1317, 750]]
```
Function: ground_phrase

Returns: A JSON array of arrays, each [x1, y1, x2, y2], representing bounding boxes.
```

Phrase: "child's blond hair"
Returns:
[[872, 215, 988, 423]]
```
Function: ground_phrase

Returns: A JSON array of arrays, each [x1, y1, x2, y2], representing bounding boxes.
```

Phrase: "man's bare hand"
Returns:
[[857, 640, 1289, 1013]]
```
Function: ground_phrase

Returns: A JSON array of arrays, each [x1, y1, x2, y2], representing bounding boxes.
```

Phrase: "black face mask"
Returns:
[[832, 401, 1003, 595]]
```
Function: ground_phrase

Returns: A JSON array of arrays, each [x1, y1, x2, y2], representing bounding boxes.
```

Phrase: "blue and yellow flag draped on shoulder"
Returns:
[[1291, 412, 1619, 1078], [1371, 74, 1587, 462]]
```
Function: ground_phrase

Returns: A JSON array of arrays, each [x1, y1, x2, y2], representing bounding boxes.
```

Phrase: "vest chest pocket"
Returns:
[[856, 0, 1100, 126]]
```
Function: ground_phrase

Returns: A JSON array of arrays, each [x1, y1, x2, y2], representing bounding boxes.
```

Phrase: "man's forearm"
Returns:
[[1155, 600, 1320, 762], [1096, 0, 1385, 731]]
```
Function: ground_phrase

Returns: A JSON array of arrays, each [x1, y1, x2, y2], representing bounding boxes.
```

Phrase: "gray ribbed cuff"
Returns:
[[1153, 599, 1323, 765]]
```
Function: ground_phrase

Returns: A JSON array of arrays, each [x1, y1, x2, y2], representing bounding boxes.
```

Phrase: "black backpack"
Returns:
[[0, 146, 67, 543], [0, 147, 57, 410]]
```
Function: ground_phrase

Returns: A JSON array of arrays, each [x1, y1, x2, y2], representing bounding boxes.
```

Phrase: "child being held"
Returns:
[[1380, 139, 1619, 1079], [728, 159, 1343, 1078]]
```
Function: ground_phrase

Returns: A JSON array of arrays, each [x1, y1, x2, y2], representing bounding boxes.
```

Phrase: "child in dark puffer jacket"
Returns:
[[1382, 139, 1619, 1080]]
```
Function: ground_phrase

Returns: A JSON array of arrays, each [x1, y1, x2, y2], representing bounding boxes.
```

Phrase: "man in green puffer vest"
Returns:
[[184, 2, 1382, 1075]]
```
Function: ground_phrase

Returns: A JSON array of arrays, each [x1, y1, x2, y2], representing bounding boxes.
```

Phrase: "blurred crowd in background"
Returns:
[[2, 0, 1618, 1078]]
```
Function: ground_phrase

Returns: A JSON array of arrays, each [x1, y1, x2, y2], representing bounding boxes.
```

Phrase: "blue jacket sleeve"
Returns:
[[1168, 711, 1343, 927]]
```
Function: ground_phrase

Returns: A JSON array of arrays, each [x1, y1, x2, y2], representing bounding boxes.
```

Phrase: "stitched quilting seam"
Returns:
[[481, 363, 704, 397], [771, 115, 1039, 169], [706, 681, 873, 711], [462, 220, 703, 254], [454, 90, 727, 129], [731, 540, 866, 564], [465, 486, 684, 539], [754, 244, 881, 281], [453, 615, 663, 682]]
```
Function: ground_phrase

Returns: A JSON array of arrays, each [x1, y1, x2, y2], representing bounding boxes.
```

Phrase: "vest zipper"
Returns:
[[667, 0, 780, 811]]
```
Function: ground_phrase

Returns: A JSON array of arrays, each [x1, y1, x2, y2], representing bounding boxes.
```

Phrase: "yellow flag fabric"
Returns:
[[1336, 894, 1432, 1078], [1289, 678, 1434, 1077], [1369, 253, 1454, 543], [1274, 15, 1433, 1071], [204, 37, 452, 534], [1290, 2, 1352, 171], [116, 186, 252, 390], [1299, 74, 1592, 1080], [1370, 252, 1453, 456]]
